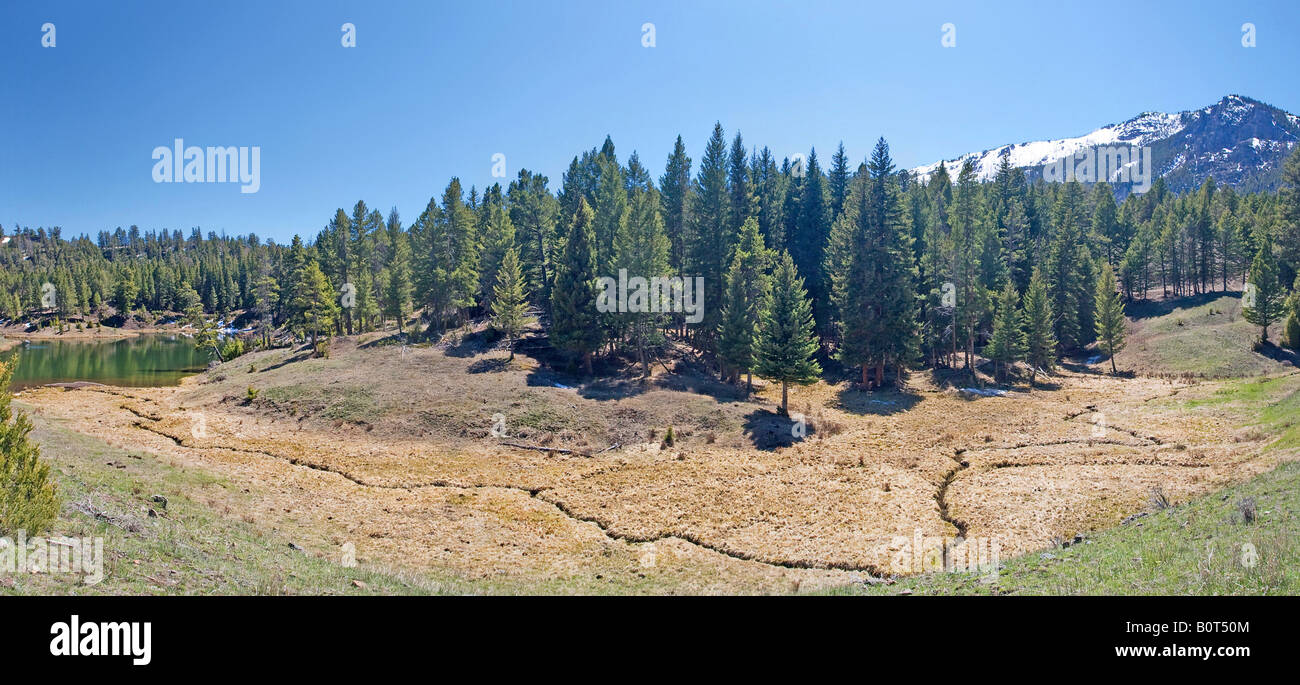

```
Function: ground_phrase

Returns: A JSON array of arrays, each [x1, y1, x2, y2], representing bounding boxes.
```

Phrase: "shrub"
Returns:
[[219, 337, 247, 361], [0, 361, 59, 535], [1237, 497, 1257, 524], [246, 386, 259, 402], [661, 426, 675, 448]]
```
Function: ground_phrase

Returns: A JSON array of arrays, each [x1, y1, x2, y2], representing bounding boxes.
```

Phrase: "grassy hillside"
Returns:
[[1114, 292, 1296, 378]]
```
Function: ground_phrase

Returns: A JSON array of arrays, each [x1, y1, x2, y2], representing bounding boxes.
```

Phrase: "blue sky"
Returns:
[[2, 0, 1297, 243]]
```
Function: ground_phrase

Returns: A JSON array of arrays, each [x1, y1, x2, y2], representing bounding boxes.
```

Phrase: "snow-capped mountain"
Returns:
[[910, 95, 1299, 194]]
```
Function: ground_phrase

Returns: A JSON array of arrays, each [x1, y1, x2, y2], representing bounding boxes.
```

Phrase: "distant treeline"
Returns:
[[4, 126, 1300, 388]]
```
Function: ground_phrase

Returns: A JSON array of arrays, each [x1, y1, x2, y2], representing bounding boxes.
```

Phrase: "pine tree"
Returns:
[[0, 361, 59, 535], [415, 178, 480, 334], [830, 173, 876, 383], [1093, 262, 1127, 374], [507, 170, 560, 308], [1243, 241, 1286, 344], [1022, 269, 1057, 388], [865, 139, 918, 386], [476, 185, 516, 310], [718, 218, 769, 389], [828, 142, 850, 223], [491, 247, 531, 361], [1044, 181, 1090, 351], [727, 132, 753, 235], [251, 257, 279, 347], [616, 178, 671, 376], [659, 136, 692, 282], [289, 258, 338, 353], [384, 208, 413, 333], [689, 123, 731, 352], [754, 251, 822, 415], [951, 161, 991, 377], [791, 148, 831, 337], [986, 281, 1027, 382], [551, 198, 602, 374]]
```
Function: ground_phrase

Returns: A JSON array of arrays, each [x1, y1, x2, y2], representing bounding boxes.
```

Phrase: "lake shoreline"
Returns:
[[0, 326, 180, 353]]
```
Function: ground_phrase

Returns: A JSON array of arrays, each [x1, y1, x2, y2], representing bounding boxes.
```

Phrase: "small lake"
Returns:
[[1, 335, 211, 390]]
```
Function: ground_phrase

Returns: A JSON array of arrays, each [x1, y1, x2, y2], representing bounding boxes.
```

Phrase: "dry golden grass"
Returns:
[[17, 332, 1295, 591]]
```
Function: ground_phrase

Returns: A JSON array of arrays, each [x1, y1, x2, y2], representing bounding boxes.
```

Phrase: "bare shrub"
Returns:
[[1237, 497, 1257, 524], [1148, 486, 1172, 511]]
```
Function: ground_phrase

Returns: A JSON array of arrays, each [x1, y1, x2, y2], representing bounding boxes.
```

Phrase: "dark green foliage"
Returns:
[[986, 281, 1027, 382], [1243, 241, 1286, 343], [1093, 263, 1127, 373], [551, 199, 602, 373], [491, 247, 531, 361], [718, 218, 770, 387], [755, 251, 822, 414], [0, 362, 59, 536], [1023, 269, 1057, 387]]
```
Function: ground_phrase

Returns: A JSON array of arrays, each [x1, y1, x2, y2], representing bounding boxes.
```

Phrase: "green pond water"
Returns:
[[1, 335, 211, 390]]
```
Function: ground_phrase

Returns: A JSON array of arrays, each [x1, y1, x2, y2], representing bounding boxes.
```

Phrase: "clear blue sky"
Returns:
[[2, 0, 1297, 243]]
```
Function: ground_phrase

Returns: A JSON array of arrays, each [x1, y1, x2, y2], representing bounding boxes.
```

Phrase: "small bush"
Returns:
[[246, 386, 259, 402], [661, 426, 675, 448], [0, 362, 59, 535], [219, 337, 247, 361], [1237, 497, 1257, 523], [1148, 486, 1172, 511]]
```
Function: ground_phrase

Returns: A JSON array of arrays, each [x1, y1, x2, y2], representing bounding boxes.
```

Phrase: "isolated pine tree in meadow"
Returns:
[[755, 251, 822, 415], [718, 218, 770, 389], [986, 281, 1027, 383], [551, 198, 602, 374], [1093, 263, 1127, 374], [1022, 269, 1057, 388], [0, 361, 59, 536], [491, 247, 531, 361], [1242, 241, 1286, 344]]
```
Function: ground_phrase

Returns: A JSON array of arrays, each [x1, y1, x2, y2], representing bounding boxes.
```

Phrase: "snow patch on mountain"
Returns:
[[911, 111, 1184, 183]]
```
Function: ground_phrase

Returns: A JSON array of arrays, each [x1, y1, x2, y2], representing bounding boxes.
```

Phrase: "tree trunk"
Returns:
[[781, 381, 789, 415]]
